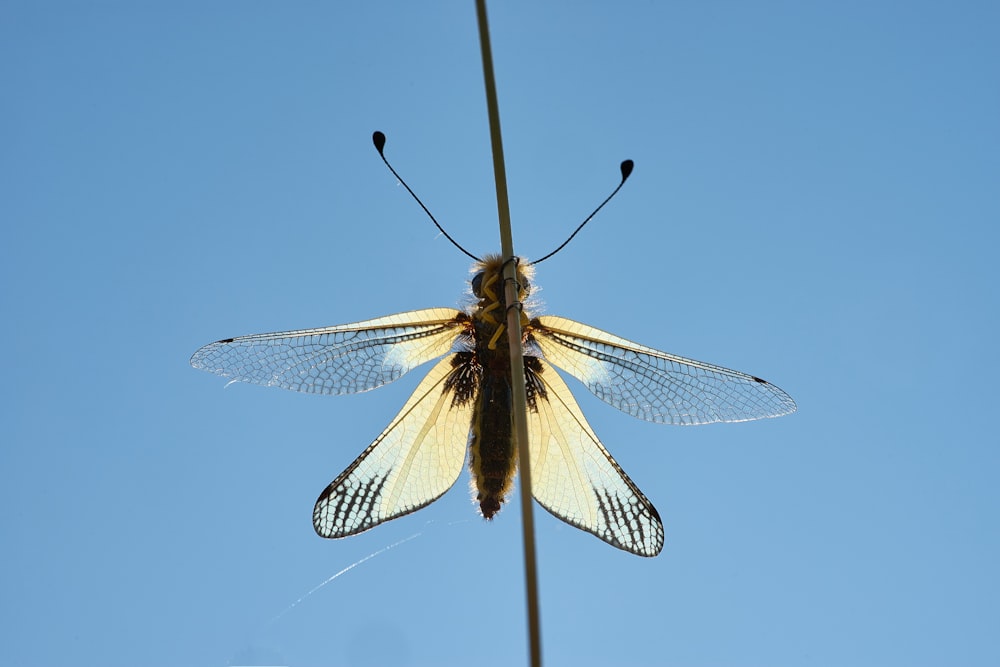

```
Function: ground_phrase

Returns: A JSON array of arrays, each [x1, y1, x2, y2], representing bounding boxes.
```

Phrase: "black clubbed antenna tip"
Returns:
[[621, 159, 634, 181], [370, 130, 481, 263], [532, 158, 636, 265]]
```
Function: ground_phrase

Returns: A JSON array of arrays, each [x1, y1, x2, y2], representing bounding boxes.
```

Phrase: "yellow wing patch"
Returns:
[[527, 360, 664, 557], [313, 355, 474, 538]]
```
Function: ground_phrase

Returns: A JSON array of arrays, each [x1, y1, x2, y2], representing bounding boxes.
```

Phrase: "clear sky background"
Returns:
[[3, 3, 998, 666]]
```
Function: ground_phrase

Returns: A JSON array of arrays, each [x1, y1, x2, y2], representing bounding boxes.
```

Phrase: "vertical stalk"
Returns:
[[474, 2, 542, 666]]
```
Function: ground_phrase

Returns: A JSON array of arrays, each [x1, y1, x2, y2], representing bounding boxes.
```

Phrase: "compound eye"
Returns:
[[519, 276, 531, 298], [471, 272, 485, 297]]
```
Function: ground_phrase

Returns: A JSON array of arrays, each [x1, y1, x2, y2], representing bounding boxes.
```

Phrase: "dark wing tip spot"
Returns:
[[752, 376, 768, 384], [219, 338, 235, 344]]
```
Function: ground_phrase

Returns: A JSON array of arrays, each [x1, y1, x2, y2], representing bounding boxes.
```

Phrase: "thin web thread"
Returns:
[[267, 532, 422, 625]]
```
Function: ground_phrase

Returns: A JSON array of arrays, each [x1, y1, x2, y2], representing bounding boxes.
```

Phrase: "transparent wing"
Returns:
[[527, 359, 664, 557], [190, 308, 465, 395], [531, 316, 797, 425], [313, 355, 473, 538]]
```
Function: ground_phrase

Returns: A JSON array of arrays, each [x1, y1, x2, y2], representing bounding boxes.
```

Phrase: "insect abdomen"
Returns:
[[469, 371, 516, 519]]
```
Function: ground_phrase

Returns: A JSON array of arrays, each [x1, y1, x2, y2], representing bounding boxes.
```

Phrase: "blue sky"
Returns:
[[3, 2, 998, 666]]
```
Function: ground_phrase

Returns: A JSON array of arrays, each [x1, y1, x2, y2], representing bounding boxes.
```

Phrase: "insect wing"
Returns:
[[190, 308, 465, 395], [531, 316, 797, 425], [313, 355, 473, 538], [527, 360, 664, 557]]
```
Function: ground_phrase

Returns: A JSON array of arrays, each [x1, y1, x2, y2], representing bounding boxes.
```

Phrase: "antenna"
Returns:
[[372, 131, 482, 262], [531, 159, 634, 265]]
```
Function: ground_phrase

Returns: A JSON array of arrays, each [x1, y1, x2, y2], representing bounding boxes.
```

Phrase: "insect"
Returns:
[[190, 132, 796, 557]]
